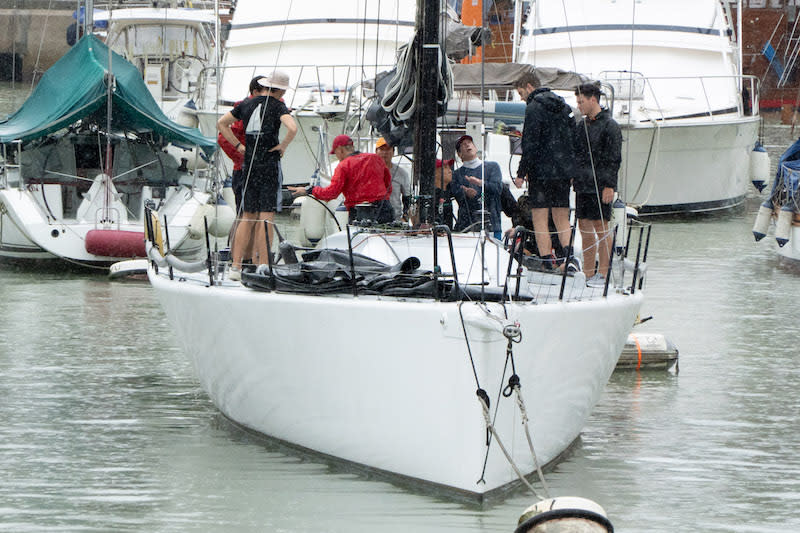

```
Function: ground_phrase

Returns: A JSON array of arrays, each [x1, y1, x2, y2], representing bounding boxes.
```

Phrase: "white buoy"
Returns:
[[752, 201, 774, 242], [515, 496, 613, 533], [750, 142, 770, 193], [775, 206, 794, 247]]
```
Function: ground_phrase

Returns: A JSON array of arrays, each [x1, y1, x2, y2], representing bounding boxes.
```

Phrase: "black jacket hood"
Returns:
[[529, 87, 569, 114]]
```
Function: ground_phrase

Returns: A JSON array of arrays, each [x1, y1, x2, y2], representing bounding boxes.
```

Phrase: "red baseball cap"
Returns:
[[330, 134, 354, 154], [436, 159, 454, 168]]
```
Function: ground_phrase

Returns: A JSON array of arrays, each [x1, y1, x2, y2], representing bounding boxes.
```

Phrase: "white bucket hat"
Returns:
[[258, 71, 290, 91]]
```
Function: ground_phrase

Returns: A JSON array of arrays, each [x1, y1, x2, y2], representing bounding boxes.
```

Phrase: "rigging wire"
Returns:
[[30, 0, 56, 91], [622, 0, 638, 203]]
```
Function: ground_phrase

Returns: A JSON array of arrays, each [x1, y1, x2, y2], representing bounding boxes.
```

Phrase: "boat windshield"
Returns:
[[107, 24, 212, 61]]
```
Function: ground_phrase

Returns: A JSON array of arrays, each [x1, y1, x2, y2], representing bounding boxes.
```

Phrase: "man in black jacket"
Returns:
[[513, 72, 576, 271], [573, 82, 622, 287]]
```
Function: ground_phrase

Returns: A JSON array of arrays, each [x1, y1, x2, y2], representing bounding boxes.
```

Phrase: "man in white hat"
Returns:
[[218, 71, 297, 278]]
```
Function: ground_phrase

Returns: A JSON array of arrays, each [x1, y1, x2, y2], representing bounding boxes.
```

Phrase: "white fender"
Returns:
[[221, 186, 236, 213], [207, 204, 236, 238], [187, 203, 236, 239], [752, 203, 773, 242], [750, 147, 770, 191], [299, 196, 327, 243], [186, 203, 211, 239], [776, 207, 794, 247], [610, 197, 627, 253]]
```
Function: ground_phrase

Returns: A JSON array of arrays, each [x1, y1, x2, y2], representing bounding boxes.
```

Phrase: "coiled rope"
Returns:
[[380, 33, 453, 123]]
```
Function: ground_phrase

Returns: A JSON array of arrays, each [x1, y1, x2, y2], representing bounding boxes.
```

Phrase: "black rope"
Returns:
[[457, 301, 483, 393], [502, 335, 522, 397], [477, 346, 512, 484]]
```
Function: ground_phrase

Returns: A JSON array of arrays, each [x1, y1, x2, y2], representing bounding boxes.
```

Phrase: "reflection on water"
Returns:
[[2, 85, 800, 531]]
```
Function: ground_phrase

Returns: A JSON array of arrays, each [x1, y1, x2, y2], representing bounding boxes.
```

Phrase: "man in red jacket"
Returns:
[[288, 135, 393, 223]]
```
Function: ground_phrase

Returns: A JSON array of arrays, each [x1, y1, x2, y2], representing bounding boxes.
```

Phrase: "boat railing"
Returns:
[[432, 225, 461, 301], [502, 218, 652, 303], [95, 207, 122, 230], [195, 62, 396, 114], [152, 203, 651, 303], [599, 72, 760, 122], [1, 141, 23, 190]]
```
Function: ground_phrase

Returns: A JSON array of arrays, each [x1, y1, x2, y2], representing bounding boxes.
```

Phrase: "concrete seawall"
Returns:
[[0, 8, 75, 83]]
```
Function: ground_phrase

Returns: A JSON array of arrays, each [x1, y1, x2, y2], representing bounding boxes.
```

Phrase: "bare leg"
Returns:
[[592, 218, 611, 277], [579, 218, 597, 278], [531, 207, 553, 257], [231, 212, 256, 269], [252, 211, 275, 265], [551, 207, 572, 249]]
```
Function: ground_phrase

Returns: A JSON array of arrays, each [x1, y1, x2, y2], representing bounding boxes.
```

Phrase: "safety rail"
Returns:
[[598, 73, 760, 122], [0, 141, 23, 190], [148, 202, 652, 303], [503, 218, 652, 303], [194, 62, 397, 135]]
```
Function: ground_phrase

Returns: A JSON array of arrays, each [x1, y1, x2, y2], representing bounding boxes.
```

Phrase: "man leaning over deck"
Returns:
[[288, 135, 393, 224]]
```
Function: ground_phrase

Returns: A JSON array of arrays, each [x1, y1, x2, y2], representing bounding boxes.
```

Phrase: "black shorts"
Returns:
[[576, 192, 612, 221], [231, 168, 244, 214], [528, 179, 571, 209], [241, 159, 280, 213]]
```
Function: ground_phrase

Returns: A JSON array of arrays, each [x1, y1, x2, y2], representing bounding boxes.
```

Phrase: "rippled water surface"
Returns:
[[1, 83, 800, 532]]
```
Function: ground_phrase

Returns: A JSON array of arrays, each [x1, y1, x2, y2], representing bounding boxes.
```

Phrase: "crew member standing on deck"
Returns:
[[288, 135, 393, 224], [218, 71, 297, 279], [513, 72, 577, 271], [573, 82, 622, 287], [217, 75, 266, 216]]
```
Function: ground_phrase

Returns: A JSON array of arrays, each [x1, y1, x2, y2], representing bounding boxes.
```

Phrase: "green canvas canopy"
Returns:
[[0, 34, 216, 155]]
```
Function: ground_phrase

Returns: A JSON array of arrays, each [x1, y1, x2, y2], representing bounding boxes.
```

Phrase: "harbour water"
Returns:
[[2, 83, 800, 531]]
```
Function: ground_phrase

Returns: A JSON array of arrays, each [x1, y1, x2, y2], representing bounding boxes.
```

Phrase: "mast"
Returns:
[[413, 0, 440, 226], [84, 0, 93, 38]]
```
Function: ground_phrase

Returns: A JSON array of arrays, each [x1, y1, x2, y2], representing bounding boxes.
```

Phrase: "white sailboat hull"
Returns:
[[150, 268, 643, 497], [0, 186, 209, 265]]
